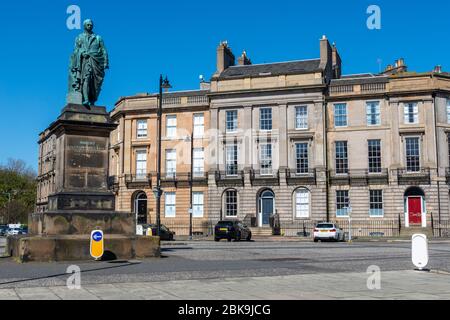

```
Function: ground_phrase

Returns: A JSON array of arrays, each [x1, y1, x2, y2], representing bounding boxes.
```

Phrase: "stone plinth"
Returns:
[[7, 235, 160, 262], [10, 104, 160, 262]]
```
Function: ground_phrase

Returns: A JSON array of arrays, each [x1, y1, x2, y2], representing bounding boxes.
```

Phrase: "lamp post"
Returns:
[[189, 131, 194, 240], [1, 191, 14, 224], [155, 75, 172, 237]]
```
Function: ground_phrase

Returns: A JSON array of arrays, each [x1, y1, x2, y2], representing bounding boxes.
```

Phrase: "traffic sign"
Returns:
[[90, 230, 104, 260]]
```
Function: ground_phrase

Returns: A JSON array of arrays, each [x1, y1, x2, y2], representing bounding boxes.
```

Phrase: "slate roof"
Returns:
[[216, 59, 322, 80]]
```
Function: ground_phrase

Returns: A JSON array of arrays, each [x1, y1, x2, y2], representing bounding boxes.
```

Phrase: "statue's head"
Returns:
[[83, 19, 94, 33]]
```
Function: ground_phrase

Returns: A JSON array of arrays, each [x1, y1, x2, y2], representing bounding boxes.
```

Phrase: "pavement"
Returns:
[[0, 239, 449, 300], [0, 270, 449, 300]]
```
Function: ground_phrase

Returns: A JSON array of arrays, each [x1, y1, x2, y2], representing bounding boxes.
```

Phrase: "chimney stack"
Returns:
[[216, 41, 235, 73], [238, 51, 252, 66], [319, 35, 333, 82], [382, 59, 407, 75], [332, 43, 342, 79]]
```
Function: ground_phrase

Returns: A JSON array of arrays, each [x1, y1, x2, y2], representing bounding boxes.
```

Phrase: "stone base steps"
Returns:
[[400, 227, 433, 238], [250, 228, 273, 237]]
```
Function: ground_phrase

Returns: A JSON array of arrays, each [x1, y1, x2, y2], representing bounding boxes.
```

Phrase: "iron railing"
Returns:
[[250, 169, 280, 186], [280, 219, 400, 238], [397, 168, 431, 185], [125, 174, 152, 188], [215, 170, 245, 186], [328, 169, 389, 185], [286, 169, 317, 185]]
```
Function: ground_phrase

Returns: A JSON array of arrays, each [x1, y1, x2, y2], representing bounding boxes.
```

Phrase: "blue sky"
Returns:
[[0, 0, 449, 171]]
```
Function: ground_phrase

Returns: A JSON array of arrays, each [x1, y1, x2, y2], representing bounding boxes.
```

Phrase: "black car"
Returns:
[[0, 225, 7, 236], [147, 224, 175, 241], [214, 220, 252, 242]]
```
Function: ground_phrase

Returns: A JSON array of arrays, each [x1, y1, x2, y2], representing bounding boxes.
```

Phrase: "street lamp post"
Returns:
[[155, 75, 172, 237], [347, 206, 353, 242], [189, 131, 194, 240]]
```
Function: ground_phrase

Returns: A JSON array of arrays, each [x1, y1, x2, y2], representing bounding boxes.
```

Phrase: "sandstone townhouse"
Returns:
[[37, 36, 450, 237]]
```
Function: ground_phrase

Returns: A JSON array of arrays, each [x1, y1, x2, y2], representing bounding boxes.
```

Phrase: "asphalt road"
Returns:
[[0, 240, 449, 289]]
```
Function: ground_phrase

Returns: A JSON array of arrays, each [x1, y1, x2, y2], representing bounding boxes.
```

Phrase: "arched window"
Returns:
[[224, 189, 238, 217], [294, 188, 310, 218]]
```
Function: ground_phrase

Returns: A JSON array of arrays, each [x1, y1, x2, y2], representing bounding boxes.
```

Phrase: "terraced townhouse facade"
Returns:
[[105, 36, 450, 237]]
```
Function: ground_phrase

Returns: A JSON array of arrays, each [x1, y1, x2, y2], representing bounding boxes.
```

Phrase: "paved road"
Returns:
[[0, 240, 449, 290]]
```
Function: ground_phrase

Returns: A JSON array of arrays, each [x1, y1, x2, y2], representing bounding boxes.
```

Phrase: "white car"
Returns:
[[313, 223, 346, 242], [7, 228, 20, 236]]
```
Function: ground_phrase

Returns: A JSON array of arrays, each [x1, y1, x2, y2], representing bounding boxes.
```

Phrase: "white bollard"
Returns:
[[412, 234, 429, 271]]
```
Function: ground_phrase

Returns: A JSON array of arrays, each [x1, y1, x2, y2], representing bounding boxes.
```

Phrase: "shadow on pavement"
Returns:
[[0, 260, 141, 287]]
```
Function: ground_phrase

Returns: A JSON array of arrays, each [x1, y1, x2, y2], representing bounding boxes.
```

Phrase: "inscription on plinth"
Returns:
[[65, 136, 109, 191]]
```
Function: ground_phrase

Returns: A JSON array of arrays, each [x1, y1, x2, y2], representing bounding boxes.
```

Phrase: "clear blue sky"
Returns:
[[0, 0, 449, 171]]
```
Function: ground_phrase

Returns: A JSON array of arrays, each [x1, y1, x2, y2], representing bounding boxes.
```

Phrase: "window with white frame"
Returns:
[[260, 108, 272, 131], [137, 119, 148, 138], [135, 150, 147, 179], [226, 144, 238, 176], [193, 148, 204, 177], [166, 149, 177, 177], [164, 192, 176, 218], [193, 192, 204, 218], [366, 101, 381, 126], [226, 110, 238, 133], [225, 190, 238, 217], [368, 140, 382, 173], [369, 190, 384, 217], [193, 114, 204, 138], [447, 99, 450, 124], [166, 115, 177, 138], [295, 143, 309, 174], [404, 102, 419, 124], [260, 143, 273, 175], [335, 141, 348, 174], [334, 103, 348, 127], [405, 137, 420, 172], [295, 106, 308, 130], [336, 190, 350, 217], [295, 189, 310, 218]]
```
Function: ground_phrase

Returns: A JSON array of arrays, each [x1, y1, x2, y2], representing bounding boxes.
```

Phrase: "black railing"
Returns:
[[107, 176, 119, 192], [189, 172, 208, 185], [215, 170, 245, 186], [160, 172, 191, 187], [250, 169, 280, 186], [280, 219, 400, 238], [125, 174, 152, 188], [397, 168, 431, 185], [286, 169, 317, 185], [328, 169, 389, 185], [445, 168, 450, 185]]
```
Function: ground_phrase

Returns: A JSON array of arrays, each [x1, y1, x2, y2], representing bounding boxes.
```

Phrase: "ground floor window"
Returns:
[[193, 192, 204, 218], [369, 190, 384, 217], [165, 192, 176, 218], [225, 190, 238, 217], [295, 188, 310, 218], [336, 190, 350, 217]]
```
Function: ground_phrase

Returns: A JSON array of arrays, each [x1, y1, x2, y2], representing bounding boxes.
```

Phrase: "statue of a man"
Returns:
[[68, 19, 109, 106]]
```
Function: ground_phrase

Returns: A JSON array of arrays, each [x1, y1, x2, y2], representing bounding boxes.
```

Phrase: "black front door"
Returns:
[[260, 190, 274, 226]]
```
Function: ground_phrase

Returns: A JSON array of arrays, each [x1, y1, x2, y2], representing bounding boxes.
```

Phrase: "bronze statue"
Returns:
[[68, 19, 109, 106]]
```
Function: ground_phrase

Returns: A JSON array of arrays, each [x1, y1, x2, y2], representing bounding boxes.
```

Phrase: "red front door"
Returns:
[[408, 197, 422, 225]]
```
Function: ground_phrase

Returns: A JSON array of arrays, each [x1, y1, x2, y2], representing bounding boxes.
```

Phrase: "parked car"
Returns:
[[146, 224, 175, 241], [313, 223, 346, 242], [0, 225, 7, 236], [214, 220, 252, 242]]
